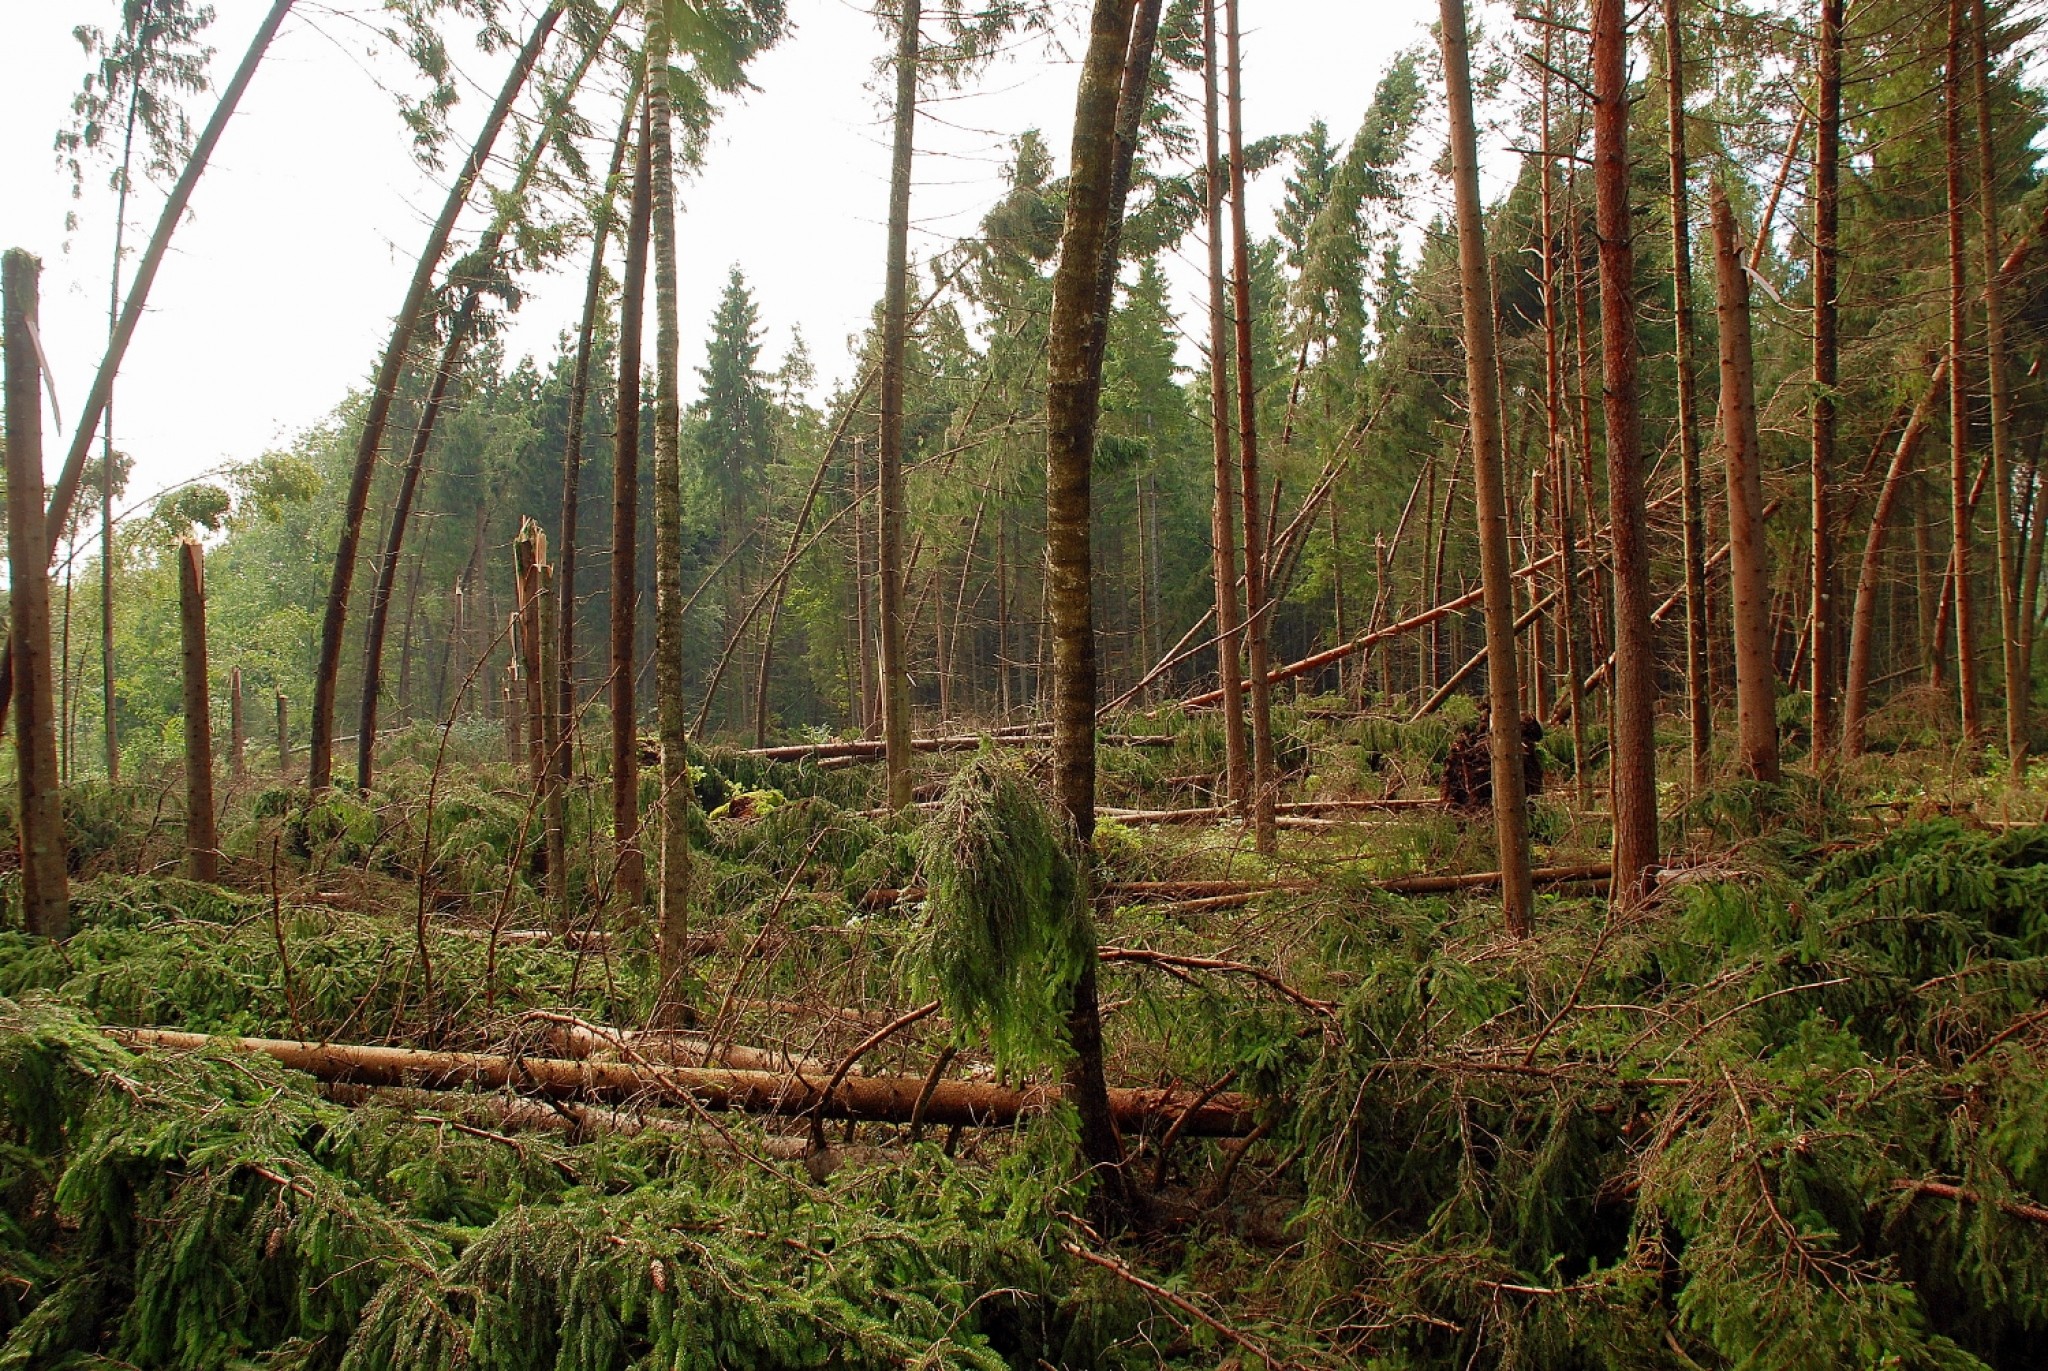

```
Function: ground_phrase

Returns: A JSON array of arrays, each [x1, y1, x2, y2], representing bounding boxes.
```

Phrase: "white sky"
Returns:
[[2, 0, 1447, 503]]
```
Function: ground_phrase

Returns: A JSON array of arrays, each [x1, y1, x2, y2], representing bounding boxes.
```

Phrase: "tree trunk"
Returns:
[[100, 78, 140, 787], [516, 522, 548, 784], [1223, 0, 1277, 855], [1711, 186, 1782, 782], [1440, 0, 1535, 935], [1201, 0, 1249, 819], [1593, 0, 1661, 900], [308, 4, 561, 790], [3, 251, 69, 937], [276, 692, 289, 775], [647, 6, 695, 1025], [612, 95, 652, 909], [0, 0, 297, 741], [1845, 360, 1947, 754], [1974, 0, 2023, 765], [178, 538, 217, 883], [230, 666, 245, 784], [1810, 0, 1845, 757], [538, 559, 567, 921], [876, 0, 921, 813], [1664, 0, 1711, 786], [1946, 0, 1982, 741]]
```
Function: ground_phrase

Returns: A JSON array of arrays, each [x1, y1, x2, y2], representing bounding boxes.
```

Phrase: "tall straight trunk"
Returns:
[[397, 556, 423, 720], [2023, 436, 2047, 692], [276, 692, 288, 775], [230, 666, 245, 784], [178, 539, 217, 883], [1593, 0, 1661, 900], [1222, 0, 1277, 855], [101, 78, 140, 786], [1711, 187, 1782, 782], [851, 440, 876, 732], [1202, 6, 1249, 817], [1441, 0, 1534, 935], [3, 252, 69, 937], [516, 523, 548, 783], [1565, 163, 1610, 677], [876, 0, 921, 812], [1917, 492, 1939, 674], [538, 560, 567, 919], [1663, 0, 1711, 785], [1046, 0, 1150, 1220], [646, 7, 695, 1024], [1845, 360, 1948, 753], [1810, 0, 1845, 757], [0, 0, 297, 740], [1946, 0, 1982, 740], [612, 97, 653, 908], [1974, 0, 2023, 764], [560, 81, 641, 802], [308, 4, 562, 790]]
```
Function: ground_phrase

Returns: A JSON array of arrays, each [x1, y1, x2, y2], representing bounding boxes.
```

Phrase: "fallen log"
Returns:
[[1098, 797, 1437, 825], [859, 863, 1608, 909], [109, 1027, 1255, 1135], [742, 731, 1174, 763]]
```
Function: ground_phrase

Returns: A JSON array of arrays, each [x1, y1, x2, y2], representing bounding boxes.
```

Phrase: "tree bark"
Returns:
[[178, 538, 217, 883], [1222, 0, 1277, 855], [647, 6, 695, 1025], [876, 0, 921, 813], [230, 666, 245, 784], [1974, 0, 2023, 765], [1664, 0, 1712, 787], [1711, 186, 1782, 782], [1810, 0, 1845, 757], [1844, 360, 1947, 754], [612, 95, 653, 908], [1946, 0, 1982, 741], [1440, 0, 1535, 936], [308, 4, 562, 790], [3, 252, 69, 937], [276, 691, 288, 775], [1201, 0, 1249, 820], [0, 0, 297, 742], [1593, 0, 1661, 900]]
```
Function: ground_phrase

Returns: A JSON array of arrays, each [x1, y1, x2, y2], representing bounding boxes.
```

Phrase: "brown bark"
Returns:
[[1223, 0, 1277, 856], [1594, 0, 1661, 900], [1711, 186, 1782, 782], [1440, 0, 1534, 935], [1810, 0, 1845, 757], [876, 0, 920, 813], [612, 96, 652, 908], [3, 252, 69, 936], [109, 1027, 1255, 1136], [1946, 0, 1982, 741], [307, 5, 562, 790], [516, 522, 547, 783], [1975, 0, 2024, 765], [1201, 0, 1250, 820], [1664, 0, 1712, 787], [178, 539, 217, 883], [1844, 361, 1947, 754]]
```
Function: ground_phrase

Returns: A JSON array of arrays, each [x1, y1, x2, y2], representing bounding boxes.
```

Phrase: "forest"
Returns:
[[4, 0, 2048, 1365]]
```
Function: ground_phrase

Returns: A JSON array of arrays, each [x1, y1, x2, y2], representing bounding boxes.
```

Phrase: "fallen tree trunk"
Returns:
[[860, 863, 1610, 908], [741, 731, 1173, 762], [109, 1027, 1254, 1135], [1097, 797, 1437, 825]]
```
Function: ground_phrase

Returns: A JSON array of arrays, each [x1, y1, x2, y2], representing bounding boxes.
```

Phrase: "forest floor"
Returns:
[[5, 684, 2048, 1369]]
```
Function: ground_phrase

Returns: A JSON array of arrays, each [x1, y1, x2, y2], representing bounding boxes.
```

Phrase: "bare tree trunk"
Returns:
[[612, 96, 652, 909], [99, 78, 140, 787], [3, 251, 69, 936], [852, 439, 876, 733], [0, 0, 297, 741], [1593, 0, 1661, 899], [647, 7, 694, 1025], [1201, 1, 1249, 818], [276, 691, 289, 775], [538, 559, 567, 921], [309, 5, 562, 789], [397, 555, 423, 721], [1223, 0, 1276, 855], [178, 539, 217, 883], [1845, 360, 1947, 753], [1974, 0, 2023, 765], [1810, 0, 1845, 758], [1441, 0, 1534, 935], [1946, 0, 1982, 741], [1664, 0, 1711, 786], [1711, 186, 1782, 782], [516, 522, 548, 784], [230, 666, 245, 785], [2023, 438, 2047, 694], [876, 0, 921, 812]]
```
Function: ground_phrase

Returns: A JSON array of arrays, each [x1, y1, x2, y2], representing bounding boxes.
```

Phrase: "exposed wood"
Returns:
[[611, 94, 653, 908], [178, 538, 217, 883]]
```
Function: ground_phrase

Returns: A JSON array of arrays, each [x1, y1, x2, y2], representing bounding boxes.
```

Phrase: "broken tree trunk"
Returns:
[[179, 538, 217, 883], [3, 250, 69, 937], [108, 1027, 1255, 1136]]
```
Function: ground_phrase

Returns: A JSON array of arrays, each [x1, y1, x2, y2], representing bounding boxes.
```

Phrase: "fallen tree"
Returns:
[[860, 863, 1613, 909], [109, 1027, 1255, 1136], [741, 731, 1173, 763]]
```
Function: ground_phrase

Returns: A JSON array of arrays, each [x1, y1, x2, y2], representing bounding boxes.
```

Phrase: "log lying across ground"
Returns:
[[109, 1028, 1255, 1136], [741, 731, 1174, 763], [1099, 798, 1439, 825], [860, 863, 1613, 909]]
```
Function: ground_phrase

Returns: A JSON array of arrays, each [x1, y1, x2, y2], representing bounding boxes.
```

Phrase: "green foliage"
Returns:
[[921, 757, 1093, 1070]]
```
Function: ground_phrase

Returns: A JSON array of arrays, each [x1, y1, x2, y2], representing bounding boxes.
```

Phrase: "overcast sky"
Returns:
[[1, 0, 1447, 505]]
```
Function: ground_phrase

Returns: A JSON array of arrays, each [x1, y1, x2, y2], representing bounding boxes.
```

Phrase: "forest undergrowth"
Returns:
[[3, 698, 2048, 1369]]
